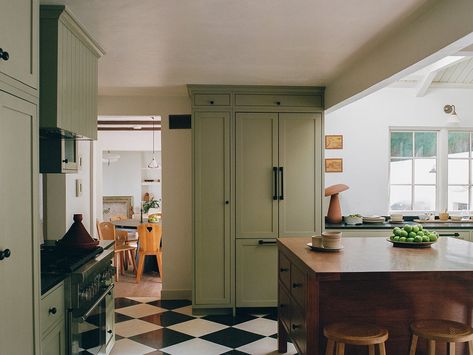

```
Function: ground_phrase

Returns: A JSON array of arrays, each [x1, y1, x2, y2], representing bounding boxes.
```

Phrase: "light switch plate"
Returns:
[[76, 179, 82, 197]]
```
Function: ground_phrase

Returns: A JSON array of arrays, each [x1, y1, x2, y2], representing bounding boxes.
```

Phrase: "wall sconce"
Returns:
[[444, 104, 460, 123]]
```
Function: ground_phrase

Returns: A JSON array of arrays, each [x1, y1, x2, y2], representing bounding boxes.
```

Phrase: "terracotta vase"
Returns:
[[59, 214, 98, 249]]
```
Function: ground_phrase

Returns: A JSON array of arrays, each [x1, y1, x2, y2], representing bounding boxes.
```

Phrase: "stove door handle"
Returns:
[[79, 283, 114, 323]]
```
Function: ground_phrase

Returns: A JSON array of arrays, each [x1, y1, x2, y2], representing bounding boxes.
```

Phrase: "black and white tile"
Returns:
[[107, 297, 297, 355]]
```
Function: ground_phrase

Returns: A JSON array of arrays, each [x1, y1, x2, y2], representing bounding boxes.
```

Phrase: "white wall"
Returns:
[[102, 151, 143, 213], [44, 140, 93, 239], [97, 95, 192, 299], [325, 87, 473, 216]]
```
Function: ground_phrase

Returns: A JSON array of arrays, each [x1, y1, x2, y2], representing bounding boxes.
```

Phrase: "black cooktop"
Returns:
[[41, 243, 104, 274]]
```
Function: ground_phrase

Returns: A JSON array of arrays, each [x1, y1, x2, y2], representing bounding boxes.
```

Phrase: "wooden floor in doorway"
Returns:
[[114, 269, 162, 298]]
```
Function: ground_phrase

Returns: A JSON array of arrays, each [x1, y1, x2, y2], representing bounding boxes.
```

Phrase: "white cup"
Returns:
[[312, 235, 323, 247], [321, 231, 342, 249], [390, 214, 403, 222]]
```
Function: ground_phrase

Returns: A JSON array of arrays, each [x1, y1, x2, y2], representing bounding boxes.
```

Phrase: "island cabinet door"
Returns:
[[235, 112, 279, 239], [236, 239, 278, 307], [193, 111, 232, 306], [278, 113, 322, 237], [0, 91, 37, 354]]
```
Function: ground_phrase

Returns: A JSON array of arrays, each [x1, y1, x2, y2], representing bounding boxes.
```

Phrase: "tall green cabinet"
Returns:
[[190, 85, 324, 311]]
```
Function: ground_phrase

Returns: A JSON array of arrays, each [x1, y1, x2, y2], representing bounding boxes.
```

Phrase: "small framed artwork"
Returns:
[[325, 158, 343, 173], [325, 135, 343, 149]]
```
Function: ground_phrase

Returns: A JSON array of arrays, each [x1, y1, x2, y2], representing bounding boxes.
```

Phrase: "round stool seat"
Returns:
[[324, 322, 389, 346], [411, 319, 473, 343]]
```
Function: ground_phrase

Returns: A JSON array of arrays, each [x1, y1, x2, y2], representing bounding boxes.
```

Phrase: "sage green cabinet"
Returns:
[[236, 112, 322, 239], [40, 282, 65, 355], [0, 0, 38, 93], [40, 5, 104, 139], [190, 85, 324, 311], [236, 239, 278, 307], [193, 111, 232, 307], [0, 90, 39, 355]]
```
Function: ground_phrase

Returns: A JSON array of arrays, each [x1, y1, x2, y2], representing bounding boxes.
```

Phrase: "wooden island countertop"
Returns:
[[277, 237, 473, 355]]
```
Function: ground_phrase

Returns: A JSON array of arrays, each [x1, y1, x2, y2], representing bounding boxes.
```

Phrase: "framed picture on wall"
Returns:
[[325, 158, 343, 173], [325, 135, 343, 149]]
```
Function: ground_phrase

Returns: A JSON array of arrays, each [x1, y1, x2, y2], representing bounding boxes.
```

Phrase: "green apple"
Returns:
[[400, 237, 407, 242], [417, 231, 424, 237], [400, 230, 408, 238], [422, 236, 430, 242], [429, 235, 438, 242], [394, 236, 400, 241], [409, 232, 417, 239], [404, 225, 413, 233], [414, 236, 423, 242]]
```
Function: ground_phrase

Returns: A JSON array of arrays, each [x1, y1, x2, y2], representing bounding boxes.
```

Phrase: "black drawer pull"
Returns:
[[280, 267, 289, 272], [276, 101, 281, 106], [209, 100, 214, 105], [292, 283, 303, 288], [107, 329, 113, 334], [0, 48, 9, 61], [292, 324, 300, 330], [0, 249, 11, 260], [439, 233, 460, 237], [62, 159, 69, 163], [258, 240, 276, 245], [48, 307, 57, 315]]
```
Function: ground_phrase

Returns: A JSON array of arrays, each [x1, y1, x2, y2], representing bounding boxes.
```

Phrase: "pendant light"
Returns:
[[148, 116, 160, 168]]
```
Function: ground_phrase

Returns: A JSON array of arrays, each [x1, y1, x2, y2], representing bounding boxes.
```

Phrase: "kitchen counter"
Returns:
[[326, 221, 473, 229], [41, 273, 69, 295], [277, 237, 473, 355]]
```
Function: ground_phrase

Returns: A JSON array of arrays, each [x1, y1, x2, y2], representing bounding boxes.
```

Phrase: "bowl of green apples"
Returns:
[[387, 224, 438, 248]]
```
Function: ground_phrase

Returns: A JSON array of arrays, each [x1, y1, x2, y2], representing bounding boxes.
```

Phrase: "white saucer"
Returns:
[[307, 242, 343, 252]]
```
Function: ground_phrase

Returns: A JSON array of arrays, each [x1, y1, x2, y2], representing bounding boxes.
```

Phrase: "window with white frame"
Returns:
[[447, 131, 473, 211], [389, 131, 437, 211]]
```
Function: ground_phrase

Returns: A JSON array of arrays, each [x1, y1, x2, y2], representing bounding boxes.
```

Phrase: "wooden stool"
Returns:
[[324, 322, 388, 355], [409, 319, 473, 355]]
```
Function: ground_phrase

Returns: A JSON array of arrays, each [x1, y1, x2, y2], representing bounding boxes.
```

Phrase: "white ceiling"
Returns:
[[41, 0, 432, 96]]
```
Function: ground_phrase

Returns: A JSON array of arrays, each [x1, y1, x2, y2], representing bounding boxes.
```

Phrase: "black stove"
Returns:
[[41, 242, 104, 274]]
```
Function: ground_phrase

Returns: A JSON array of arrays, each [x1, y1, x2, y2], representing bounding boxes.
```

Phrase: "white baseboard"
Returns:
[[161, 289, 192, 300]]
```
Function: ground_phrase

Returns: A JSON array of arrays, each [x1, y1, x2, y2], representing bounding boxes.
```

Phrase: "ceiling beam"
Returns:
[[98, 120, 161, 125], [326, 0, 473, 112], [98, 127, 161, 131]]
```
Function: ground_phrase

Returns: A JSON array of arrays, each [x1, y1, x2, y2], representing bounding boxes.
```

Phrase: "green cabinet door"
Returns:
[[0, 91, 38, 354], [236, 112, 278, 239], [41, 321, 65, 355], [236, 239, 278, 307], [193, 111, 232, 306], [278, 113, 323, 236]]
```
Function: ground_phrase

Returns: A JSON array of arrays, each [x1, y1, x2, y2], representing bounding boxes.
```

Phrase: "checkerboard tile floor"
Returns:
[[108, 297, 298, 355]]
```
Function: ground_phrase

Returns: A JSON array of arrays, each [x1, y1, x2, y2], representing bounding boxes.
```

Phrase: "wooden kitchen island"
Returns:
[[277, 237, 473, 355]]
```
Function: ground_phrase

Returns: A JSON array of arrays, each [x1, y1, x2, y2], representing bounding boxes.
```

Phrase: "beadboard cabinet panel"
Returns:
[[0, 91, 38, 355], [193, 111, 232, 306], [278, 113, 322, 237], [40, 5, 102, 139], [236, 112, 278, 239], [0, 0, 38, 92]]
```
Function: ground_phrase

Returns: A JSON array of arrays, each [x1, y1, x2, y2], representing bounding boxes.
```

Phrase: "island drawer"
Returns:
[[278, 284, 291, 331], [290, 264, 306, 309], [40, 282, 64, 336], [193, 93, 230, 106], [279, 252, 291, 290], [235, 93, 322, 108], [290, 303, 307, 355]]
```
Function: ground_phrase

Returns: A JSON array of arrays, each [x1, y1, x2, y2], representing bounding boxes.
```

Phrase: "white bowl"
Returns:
[[344, 215, 362, 225]]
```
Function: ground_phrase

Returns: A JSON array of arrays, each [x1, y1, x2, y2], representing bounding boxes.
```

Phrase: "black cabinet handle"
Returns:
[[280, 267, 289, 272], [48, 307, 57, 315], [439, 233, 460, 237], [292, 282, 302, 288], [225, 200, 229, 205], [276, 101, 281, 106], [273, 167, 278, 200], [0, 48, 9, 61], [107, 330, 113, 334], [0, 249, 11, 260], [209, 100, 214, 105], [62, 159, 69, 163], [258, 240, 276, 245], [292, 324, 300, 330], [279, 167, 284, 200]]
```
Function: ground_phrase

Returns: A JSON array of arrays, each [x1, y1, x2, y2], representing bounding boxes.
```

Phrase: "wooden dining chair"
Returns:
[[136, 223, 163, 283], [97, 221, 137, 281]]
